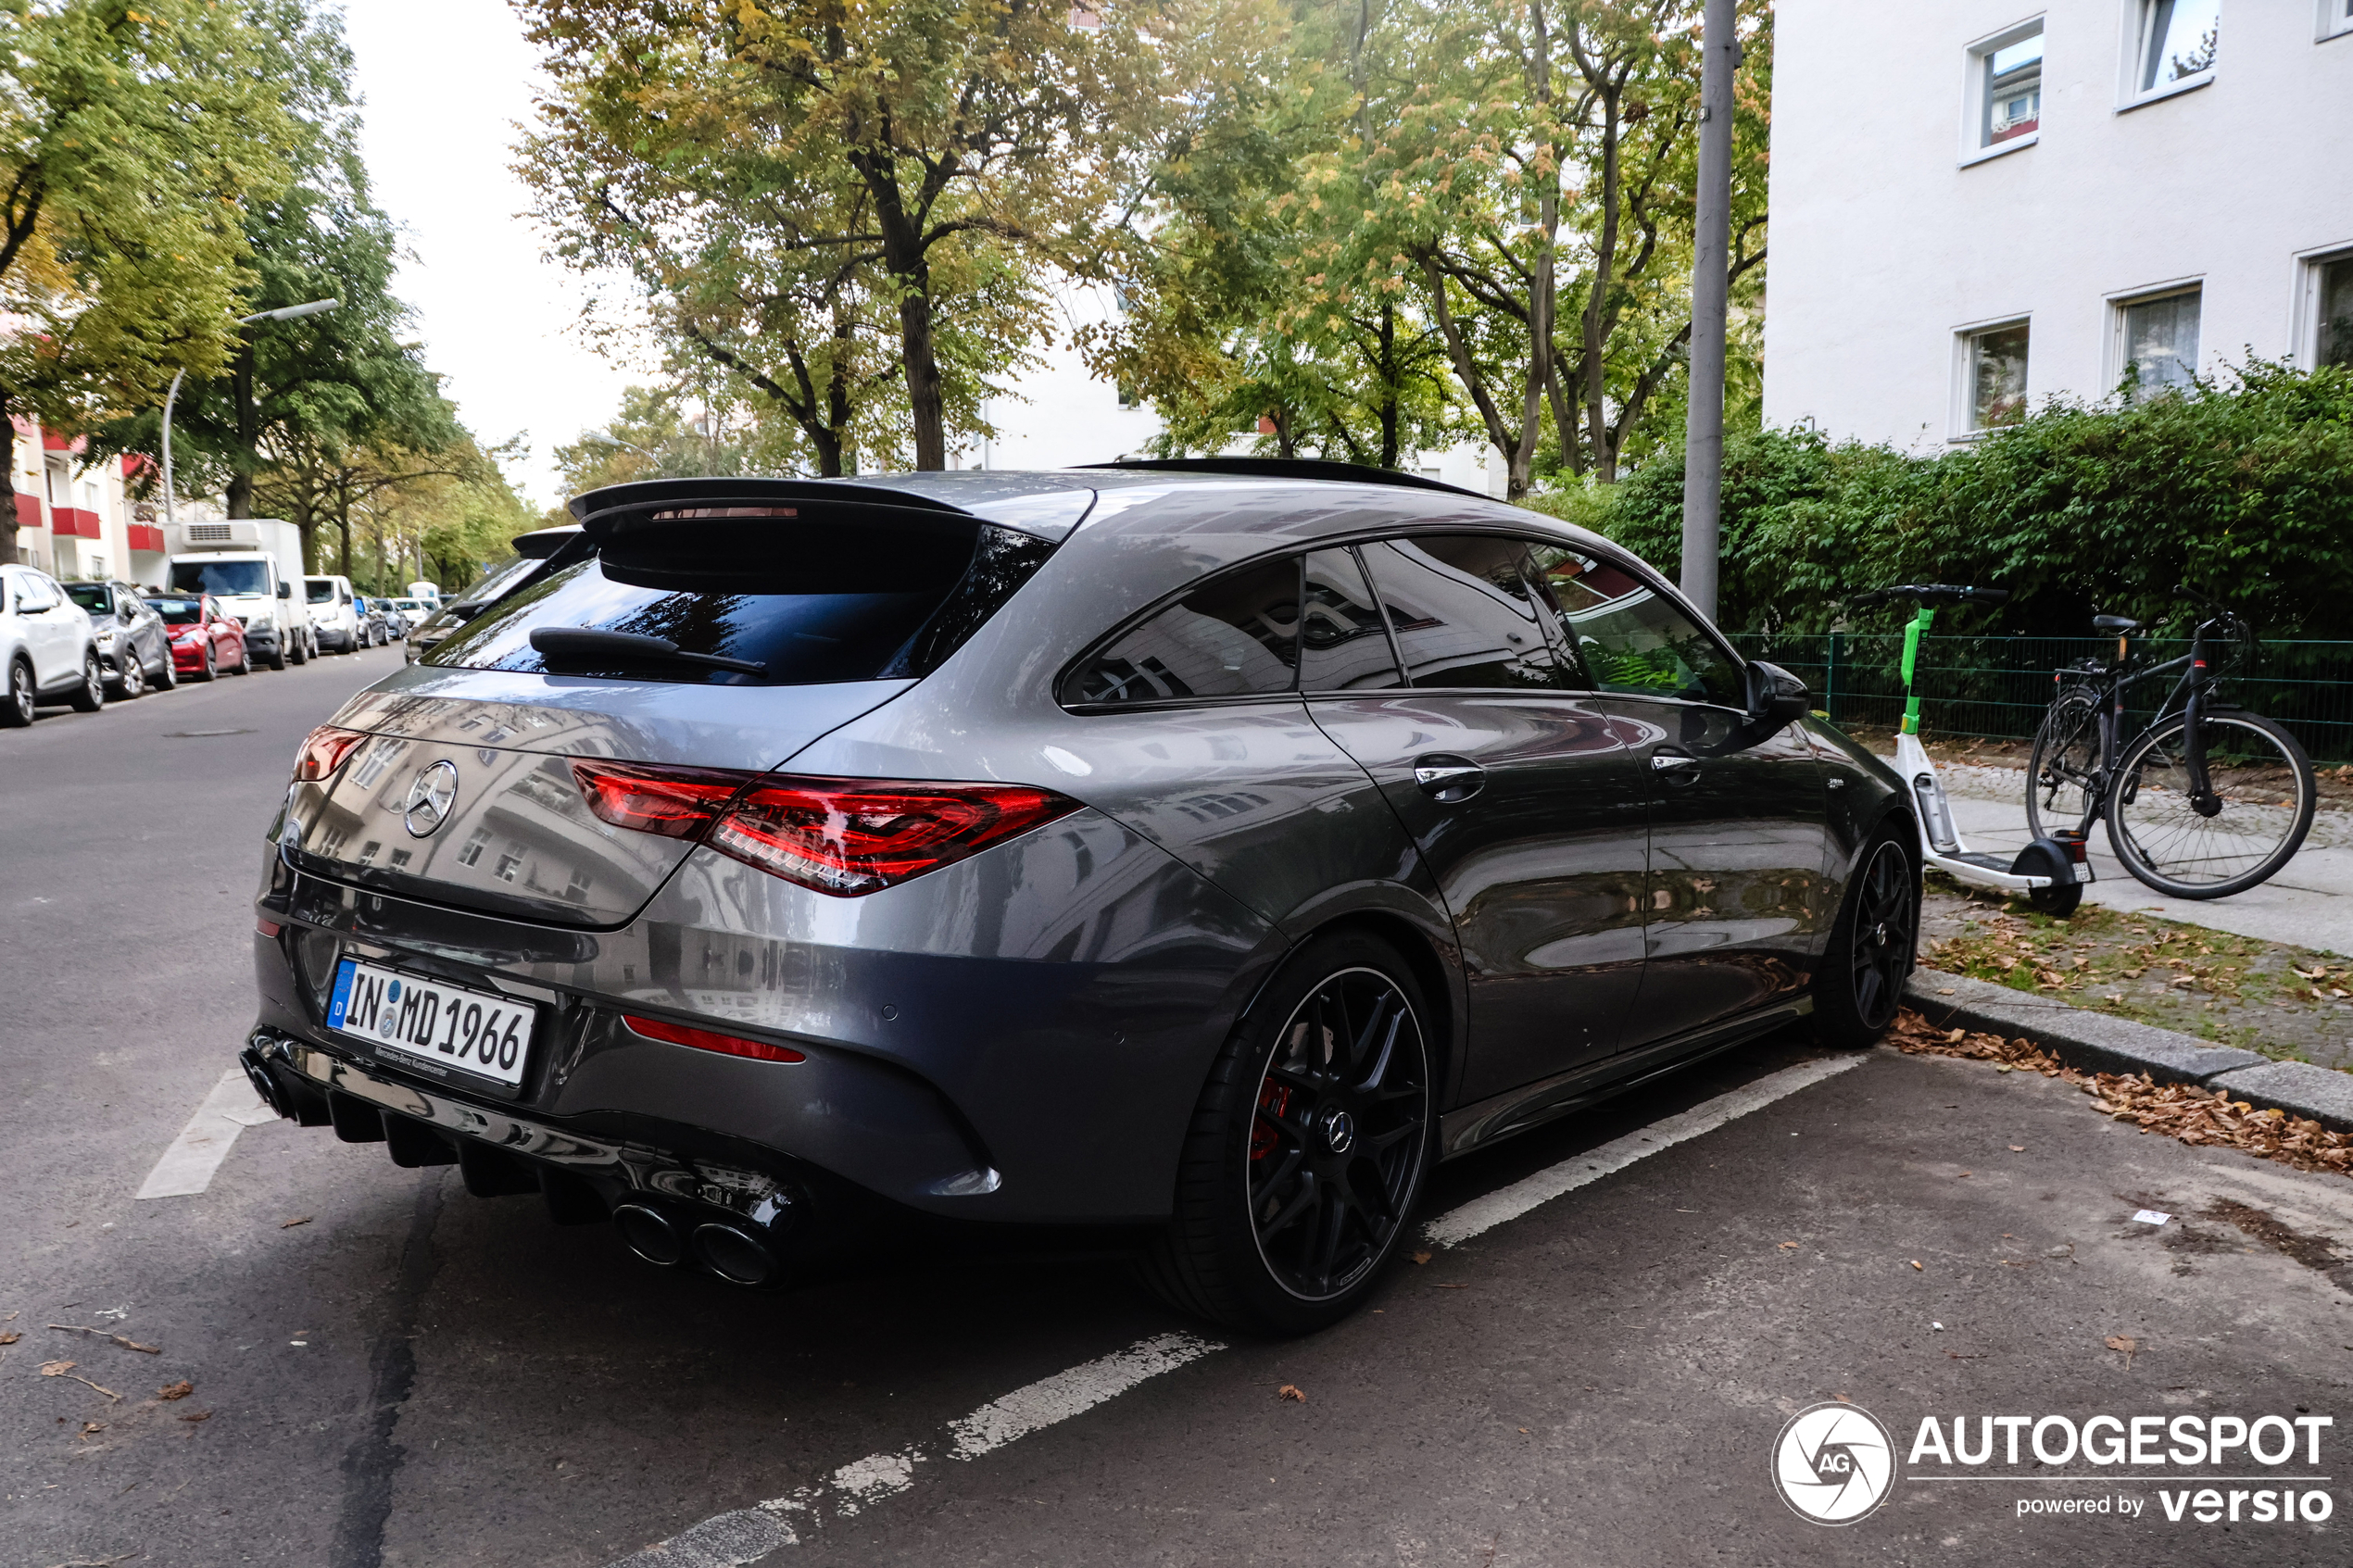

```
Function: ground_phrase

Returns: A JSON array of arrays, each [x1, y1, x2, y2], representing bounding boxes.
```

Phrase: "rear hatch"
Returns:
[[281, 478, 1075, 928]]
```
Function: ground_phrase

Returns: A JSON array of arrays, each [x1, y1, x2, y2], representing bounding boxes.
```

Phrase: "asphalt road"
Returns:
[[4, 653, 2349, 1568]]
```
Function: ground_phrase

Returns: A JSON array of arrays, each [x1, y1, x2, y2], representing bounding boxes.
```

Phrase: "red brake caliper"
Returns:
[[1252, 1081, 1291, 1161]]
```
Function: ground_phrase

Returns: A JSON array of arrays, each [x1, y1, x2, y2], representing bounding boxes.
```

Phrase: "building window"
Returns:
[[2118, 287, 2202, 395], [1962, 321, 2031, 433], [2133, 0, 2219, 98], [2316, 255, 2353, 370], [2322, 0, 2353, 43], [1976, 24, 2044, 147]]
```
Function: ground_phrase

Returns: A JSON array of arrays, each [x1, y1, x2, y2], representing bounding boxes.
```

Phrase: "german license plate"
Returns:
[[326, 957, 535, 1089]]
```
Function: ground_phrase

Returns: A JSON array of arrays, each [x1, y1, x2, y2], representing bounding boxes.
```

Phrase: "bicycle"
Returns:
[[2026, 589, 2316, 901], [1855, 583, 2095, 918]]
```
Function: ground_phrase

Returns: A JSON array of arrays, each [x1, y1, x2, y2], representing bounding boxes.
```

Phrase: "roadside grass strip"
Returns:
[[134, 1068, 281, 1200], [603, 1049, 1867, 1566]]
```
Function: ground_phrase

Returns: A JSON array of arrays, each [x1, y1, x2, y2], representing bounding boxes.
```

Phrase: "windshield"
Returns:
[[170, 559, 271, 597], [64, 584, 112, 614], [147, 598, 205, 625], [306, 580, 336, 604]]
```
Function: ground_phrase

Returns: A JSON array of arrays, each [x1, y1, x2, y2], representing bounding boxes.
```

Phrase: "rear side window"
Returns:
[[1530, 546, 1743, 707], [1357, 536, 1575, 690], [425, 521, 1053, 686], [1299, 548, 1399, 691], [1064, 556, 1300, 707]]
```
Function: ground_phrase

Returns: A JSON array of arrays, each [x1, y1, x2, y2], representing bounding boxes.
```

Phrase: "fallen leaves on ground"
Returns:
[[1778, 1240, 1800, 1249], [1909, 1260, 1923, 1271], [1410, 1250, 1431, 1265], [157, 1381, 194, 1401], [179, 1410, 211, 1424], [1276, 1384, 1306, 1403], [37, 1361, 120, 1400], [282, 1216, 313, 1229], [48, 1325, 159, 1354], [0, 1331, 18, 1345], [2105, 1335, 2139, 1369], [1890, 1011, 2353, 1178]]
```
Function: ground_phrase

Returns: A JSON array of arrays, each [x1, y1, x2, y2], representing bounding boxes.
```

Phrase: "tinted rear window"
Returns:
[[1064, 556, 1300, 707], [65, 583, 112, 613], [424, 521, 1051, 686]]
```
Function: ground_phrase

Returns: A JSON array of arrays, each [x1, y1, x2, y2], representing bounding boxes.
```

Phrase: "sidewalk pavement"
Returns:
[[1888, 753, 2353, 956]]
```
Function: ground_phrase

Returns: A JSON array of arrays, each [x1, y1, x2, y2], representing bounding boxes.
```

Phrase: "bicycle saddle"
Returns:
[[2092, 614, 2140, 633]]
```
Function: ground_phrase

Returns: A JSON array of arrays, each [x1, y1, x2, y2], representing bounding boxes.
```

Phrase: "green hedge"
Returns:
[[1586, 359, 2353, 640]]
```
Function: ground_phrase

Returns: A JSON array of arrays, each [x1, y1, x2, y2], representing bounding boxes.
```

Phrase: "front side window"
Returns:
[[169, 559, 270, 598], [1531, 548, 1744, 708], [2135, 0, 2219, 94], [1356, 535, 1570, 690], [1065, 556, 1300, 707], [2120, 288, 2202, 395], [2318, 257, 2353, 370], [1965, 321, 2032, 431], [1979, 25, 2044, 146], [1298, 548, 1400, 691], [64, 583, 113, 616], [306, 580, 336, 604]]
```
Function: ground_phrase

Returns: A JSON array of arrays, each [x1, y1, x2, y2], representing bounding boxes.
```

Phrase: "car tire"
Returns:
[[69, 651, 106, 712], [289, 633, 308, 666], [1813, 823, 1920, 1050], [268, 636, 288, 671], [233, 641, 252, 676], [194, 646, 217, 683], [1, 657, 33, 726], [152, 648, 177, 691], [1139, 930, 1438, 1336], [114, 649, 145, 700]]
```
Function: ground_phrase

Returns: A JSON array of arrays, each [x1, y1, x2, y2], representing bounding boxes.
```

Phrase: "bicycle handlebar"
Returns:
[[1852, 583, 2011, 608]]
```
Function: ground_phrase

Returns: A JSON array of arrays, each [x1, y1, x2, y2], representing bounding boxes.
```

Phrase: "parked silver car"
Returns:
[[242, 463, 1918, 1334], [2, 564, 105, 723], [64, 580, 176, 697]]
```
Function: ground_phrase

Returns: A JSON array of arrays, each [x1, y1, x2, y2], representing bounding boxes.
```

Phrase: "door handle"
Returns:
[[1413, 756, 1485, 802]]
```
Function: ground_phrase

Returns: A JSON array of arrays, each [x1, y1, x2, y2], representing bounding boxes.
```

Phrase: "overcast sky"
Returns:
[[341, 0, 648, 508]]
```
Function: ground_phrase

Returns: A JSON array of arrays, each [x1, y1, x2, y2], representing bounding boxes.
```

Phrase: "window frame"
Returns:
[[2294, 244, 2353, 369], [2119, 0, 2219, 111], [1951, 315, 2033, 440], [1056, 551, 1310, 713], [2318, 0, 2353, 43], [2107, 279, 2206, 395], [1959, 16, 2046, 167]]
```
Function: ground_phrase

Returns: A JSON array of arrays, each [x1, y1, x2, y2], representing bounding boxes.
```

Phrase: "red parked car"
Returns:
[[146, 593, 249, 682]]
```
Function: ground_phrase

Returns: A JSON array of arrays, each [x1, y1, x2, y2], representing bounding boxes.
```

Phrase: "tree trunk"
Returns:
[[0, 399, 19, 567], [861, 157, 947, 470], [227, 336, 258, 519], [1376, 307, 1401, 470]]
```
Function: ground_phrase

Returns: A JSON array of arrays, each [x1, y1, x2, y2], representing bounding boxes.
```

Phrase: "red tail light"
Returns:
[[708, 778, 1080, 897], [571, 759, 747, 838], [623, 1013, 805, 1063], [294, 725, 369, 781], [573, 759, 1079, 897]]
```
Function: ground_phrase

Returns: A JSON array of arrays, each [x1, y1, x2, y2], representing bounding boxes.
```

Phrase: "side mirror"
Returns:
[[1745, 660, 1811, 729], [277, 581, 293, 599]]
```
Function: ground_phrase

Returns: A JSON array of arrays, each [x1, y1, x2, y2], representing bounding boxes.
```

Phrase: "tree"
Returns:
[[519, 0, 1167, 471], [87, 2, 454, 565], [0, 0, 298, 564]]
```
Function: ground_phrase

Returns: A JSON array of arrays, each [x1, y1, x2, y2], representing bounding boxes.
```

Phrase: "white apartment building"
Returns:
[[6, 420, 158, 583], [1763, 1, 2353, 447]]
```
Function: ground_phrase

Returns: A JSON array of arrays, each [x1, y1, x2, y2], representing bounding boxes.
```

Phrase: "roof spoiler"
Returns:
[[510, 524, 582, 560], [1076, 457, 1486, 500]]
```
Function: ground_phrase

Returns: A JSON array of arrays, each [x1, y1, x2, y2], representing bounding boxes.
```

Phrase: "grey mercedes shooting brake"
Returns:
[[241, 459, 1918, 1334]]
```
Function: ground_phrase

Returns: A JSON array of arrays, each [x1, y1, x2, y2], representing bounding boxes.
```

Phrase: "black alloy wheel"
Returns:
[[1, 657, 33, 726], [1815, 829, 1919, 1048], [1142, 931, 1435, 1335], [68, 652, 106, 712]]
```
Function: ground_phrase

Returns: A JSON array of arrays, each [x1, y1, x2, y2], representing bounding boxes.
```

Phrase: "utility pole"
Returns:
[[1680, 0, 1739, 622]]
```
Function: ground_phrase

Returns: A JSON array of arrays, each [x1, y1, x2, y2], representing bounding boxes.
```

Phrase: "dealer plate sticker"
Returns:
[[327, 957, 535, 1088]]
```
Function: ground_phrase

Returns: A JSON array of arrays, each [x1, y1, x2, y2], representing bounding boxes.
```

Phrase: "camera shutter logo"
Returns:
[[1772, 1402, 1896, 1524], [402, 759, 459, 838]]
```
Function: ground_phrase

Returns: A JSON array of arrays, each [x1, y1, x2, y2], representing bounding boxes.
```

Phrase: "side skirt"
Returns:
[[1437, 997, 1816, 1160]]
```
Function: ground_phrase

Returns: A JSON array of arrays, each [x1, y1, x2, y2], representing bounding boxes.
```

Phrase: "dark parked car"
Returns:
[[403, 527, 577, 665], [241, 462, 1918, 1334], [65, 580, 175, 697]]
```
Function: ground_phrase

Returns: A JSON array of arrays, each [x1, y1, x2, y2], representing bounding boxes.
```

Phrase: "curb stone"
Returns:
[[1903, 969, 2353, 1134]]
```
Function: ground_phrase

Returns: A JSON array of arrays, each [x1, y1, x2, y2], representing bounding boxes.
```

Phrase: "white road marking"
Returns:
[[1421, 1052, 1868, 1248], [605, 1050, 1869, 1564], [134, 1068, 278, 1200]]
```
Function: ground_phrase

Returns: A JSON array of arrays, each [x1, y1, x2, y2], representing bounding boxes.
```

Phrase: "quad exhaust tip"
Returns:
[[612, 1203, 685, 1266], [691, 1223, 777, 1286]]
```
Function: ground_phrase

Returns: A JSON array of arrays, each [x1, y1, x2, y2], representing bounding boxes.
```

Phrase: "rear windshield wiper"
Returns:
[[528, 626, 768, 677]]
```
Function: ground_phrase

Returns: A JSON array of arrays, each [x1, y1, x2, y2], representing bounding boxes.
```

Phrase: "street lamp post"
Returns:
[[160, 297, 339, 527], [1680, 0, 1739, 622]]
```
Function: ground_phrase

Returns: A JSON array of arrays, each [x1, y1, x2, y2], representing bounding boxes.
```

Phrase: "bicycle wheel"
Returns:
[[2025, 686, 2103, 841], [2106, 710, 2316, 899]]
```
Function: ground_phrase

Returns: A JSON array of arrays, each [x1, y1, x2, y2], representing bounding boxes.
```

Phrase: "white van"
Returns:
[[304, 574, 364, 654]]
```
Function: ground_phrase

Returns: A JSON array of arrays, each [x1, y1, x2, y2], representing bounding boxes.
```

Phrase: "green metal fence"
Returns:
[[1726, 633, 2353, 763]]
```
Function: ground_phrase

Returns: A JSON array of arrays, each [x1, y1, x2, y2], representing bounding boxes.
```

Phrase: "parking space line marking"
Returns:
[[135, 1069, 276, 1200], [1421, 1053, 1867, 1248], [608, 1333, 1221, 1568], [606, 1054, 1869, 1565]]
